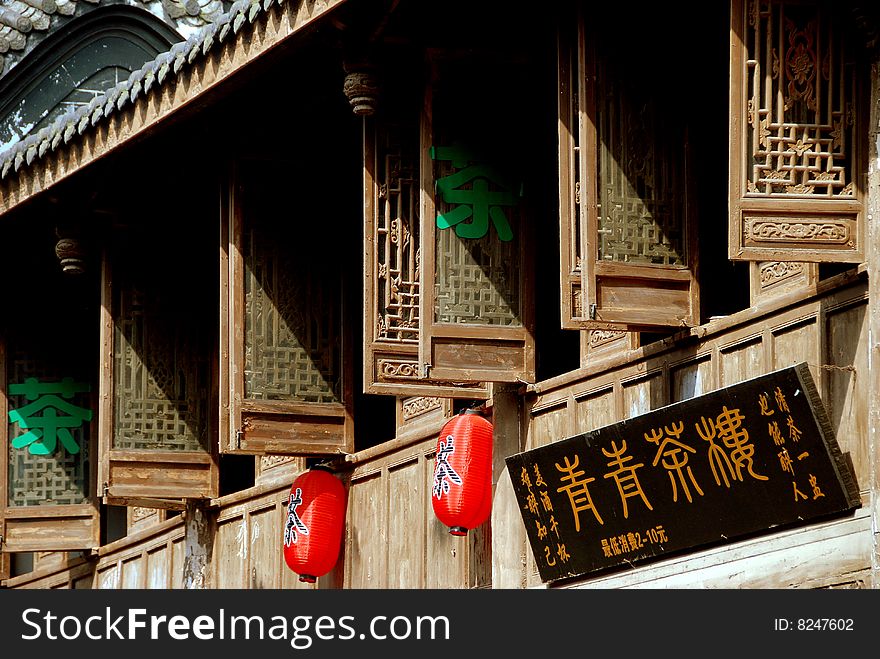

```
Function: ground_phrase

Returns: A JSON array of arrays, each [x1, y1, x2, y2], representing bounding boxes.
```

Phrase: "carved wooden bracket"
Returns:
[[54, 224, 88, 275], [342, 61, 379, 115]]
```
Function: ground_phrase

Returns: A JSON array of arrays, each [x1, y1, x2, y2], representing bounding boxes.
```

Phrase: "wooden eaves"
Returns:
[[0, 0, 349, 216]]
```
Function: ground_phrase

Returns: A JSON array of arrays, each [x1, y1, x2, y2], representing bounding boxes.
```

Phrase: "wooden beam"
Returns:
[[491, 383, 528, 588], [867, 59, 880, 590]]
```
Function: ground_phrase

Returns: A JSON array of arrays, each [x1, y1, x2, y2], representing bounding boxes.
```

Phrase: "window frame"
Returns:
[[418, 49, 537, 384], [98, 245, 219, 508], [1, 332, 101, 552], [727, 0, 867, 264], [558, 9, 700, 332], [220, 160, 355, 456]]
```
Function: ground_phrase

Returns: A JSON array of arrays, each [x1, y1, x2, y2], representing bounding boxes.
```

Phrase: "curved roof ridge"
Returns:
[[0, 0, 283, 179], [0, 0, 235, 77]]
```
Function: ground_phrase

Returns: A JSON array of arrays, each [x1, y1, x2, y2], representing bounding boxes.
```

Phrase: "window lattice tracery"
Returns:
[[744, 0, 857, 198], [7, 351, 90, 507], [243, 206, 341, 403]]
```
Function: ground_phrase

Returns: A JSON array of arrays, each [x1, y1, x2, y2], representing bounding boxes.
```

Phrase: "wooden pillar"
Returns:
[[182, 499, 215, 589], [491, 383, 528, 589], [868, 59, 880, 590]]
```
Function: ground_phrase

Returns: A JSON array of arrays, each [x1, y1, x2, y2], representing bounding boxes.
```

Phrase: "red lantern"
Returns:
[[431, 410, 493, 536], [283, 466, 347, 583]]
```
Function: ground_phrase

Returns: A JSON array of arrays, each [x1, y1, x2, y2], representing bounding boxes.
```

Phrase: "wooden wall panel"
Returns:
[[146, 545, 171, 589], [345, 434, 477, 590], [121, 556, 144, 589], [424, 487, 465, 589], [249, 504, 280, 589], [622, 371, 666, 419], [96, 564, 119, 589], [719, 337, 764, 387], [386, 458, 425, 588], [568, 504, 871, 589], [1, 557, 93, 589], [670, 355, 714, 403], [426, 441, 475, 589], [72, 570, 94, 589], [171, 537, 184, 589], [214, 515, 246, 588], [210, 486, 318, 590], [772, 318, 820, 377], [824, 299, 869, 491], [528, 401, 569, 450], [91, 518, 184, 589], [280, 548, 299, 590], [575, 386, 617, 434], [346, 471, 386, 588]]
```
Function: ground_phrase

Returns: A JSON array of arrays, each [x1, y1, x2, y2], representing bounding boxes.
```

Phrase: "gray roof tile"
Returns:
[[0, 0, 287, 181]]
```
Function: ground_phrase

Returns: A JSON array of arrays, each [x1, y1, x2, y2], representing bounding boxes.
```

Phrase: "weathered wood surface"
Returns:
[[866, 58, 880, 591], [491, 384, 526, 589], [2, 510, 98, 552], [94, 517, 185, 590], [212, 484, 315, 590], [345, 422, 490, 589], [749, 262, 819, 306], [566, 501, 872, 589]]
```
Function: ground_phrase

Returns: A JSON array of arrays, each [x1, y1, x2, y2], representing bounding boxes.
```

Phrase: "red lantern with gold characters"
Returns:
[[431, 409, 494, 536], [283, 466, 347, 583]]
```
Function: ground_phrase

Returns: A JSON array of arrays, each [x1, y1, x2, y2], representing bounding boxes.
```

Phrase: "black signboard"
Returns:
[[506, 363, 861, 583]]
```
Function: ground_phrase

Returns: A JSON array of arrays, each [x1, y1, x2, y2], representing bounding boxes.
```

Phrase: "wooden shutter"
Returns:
[[1, 241, 100, 551], [419, 50, 536, 383], [99, 223, 219, 507], [221, 160, 354, 455], [559, 9, 700, 330], [363, 89, 489, 397], [729, 0, 866, 263]]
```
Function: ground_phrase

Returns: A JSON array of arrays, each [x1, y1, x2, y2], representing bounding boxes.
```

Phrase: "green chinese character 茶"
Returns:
[[7, 377, 92, 456], [431, 144, 519, 241]]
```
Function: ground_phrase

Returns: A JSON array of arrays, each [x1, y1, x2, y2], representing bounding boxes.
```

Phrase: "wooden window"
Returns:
[[220, 160, 354, 455], [559, 8, 700, 330], [362, 70, 489, 397], [1, 239, 100, 552], [419, 51, 536, 383], [99, 221, 219, 507], [729, 0, 866, 263]]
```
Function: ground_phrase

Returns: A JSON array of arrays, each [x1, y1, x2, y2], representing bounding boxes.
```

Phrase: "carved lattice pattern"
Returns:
[[114, 285, 208, 451], [567, 43, 583, 277], [745, 0, 856, 197], [7, 351, 89, 507], [596, 60, 685, 266], [243, 213, 341, 403], [433, 154, 520, 326], [375, 121, 420, 344]]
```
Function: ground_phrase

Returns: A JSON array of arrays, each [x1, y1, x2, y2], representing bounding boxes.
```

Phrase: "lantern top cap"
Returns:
[[309, 463, 335, 473], [461, 408, 488, 417]]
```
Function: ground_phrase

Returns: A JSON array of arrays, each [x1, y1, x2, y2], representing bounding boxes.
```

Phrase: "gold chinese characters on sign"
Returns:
[[507, 363, 860, 583]]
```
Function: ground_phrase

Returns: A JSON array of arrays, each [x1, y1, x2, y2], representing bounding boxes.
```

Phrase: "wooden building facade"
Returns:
[[0, 0, 878, 590]]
